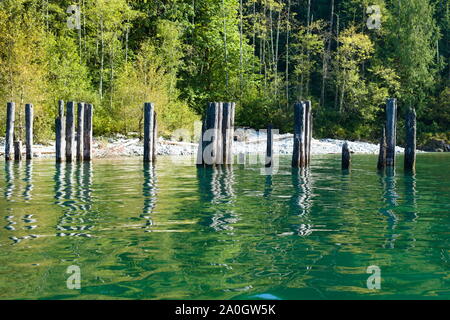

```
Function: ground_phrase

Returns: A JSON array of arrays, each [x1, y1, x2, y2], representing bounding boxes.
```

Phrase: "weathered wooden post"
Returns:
[[265, 124, 273, 168], [199, 103, 219, 166], [76, 102, 85, 161], [83, 104, 93, 161], [152, 111, 158, 161], [404, 108, 416, 171], [342, 142, 351, 170], [215, 102, 223, 164], [292, 102, 306, 167], [377, 126, 386, 170], [222, 102, 235, 165], [143, 102, 155, 162], [386, 98, 397, 167], [5, 102, 15, 161], [25, 103, 33, 160], [14, 141, 22, 161], [65, 101, 75, 162], [55, 100, 65, 162], [304, 101, 312, 166]]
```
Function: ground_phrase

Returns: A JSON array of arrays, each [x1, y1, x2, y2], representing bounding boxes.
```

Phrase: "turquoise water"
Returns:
[[0, 154, 449, 300]]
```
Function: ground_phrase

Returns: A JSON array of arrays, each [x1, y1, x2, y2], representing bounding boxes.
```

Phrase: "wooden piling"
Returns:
[[25, 103, 33, 160], [342, 142, 351, 170], [55, 116, 65, 162], [292, 102, 306, 167], [83, 104, 93, 161], [5, 102, 15, 161], [14, 141, 22, 161], [215, 102, 223, 164], [265, 124, 273, 168], [76, 102, 85, 161], [143, 103, 155, 162], [152, 111, 157, 161], [201, 103, 219, 165], [377, 126, 386, 170], [386, 98, 397, 167], [222, 102, 235, 165], [65, 101, 75, 162], [56, 100, 65, 162], [404, 108, 416, 171], [304, 101, 312, 166]]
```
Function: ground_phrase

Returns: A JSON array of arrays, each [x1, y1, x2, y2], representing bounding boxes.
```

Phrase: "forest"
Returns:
[[0, 0, 448, 146]]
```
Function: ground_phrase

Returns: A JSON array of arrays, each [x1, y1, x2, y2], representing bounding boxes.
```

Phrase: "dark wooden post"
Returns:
[[222, 102, 235, 165], [215, 102, 223, 164], [377, 126, 386, 170], [83, 104, 93, 161], [14, 141, 22, 161], [55, 100, 65, 162], [386, 98, 397, 167], [76, 102, 85, 161], [152, 111, 157, 161], [342, 142, 351, 170], [65, 101, 75, 162], [200, 103, 219, 165], [304, 101, 312, 166], [25, 103, 33, 160], [5, 102, 15, 161], [143, 102, 154, 162], [404, 108, 416, 171], [292, 102, 306, 167], [265, 124, 273, 168]]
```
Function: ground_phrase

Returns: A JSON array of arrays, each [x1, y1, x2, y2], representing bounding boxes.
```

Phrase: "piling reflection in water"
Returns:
[[4, 161, 14, 200], [379, 167, 399, 249], [54, 161, 93, 238], [197, 166, 237, 232], [141, 163, 157, 232], [4, 161, 38, 244], [290, 168, 313, 236], [23, 160, 33, 201]]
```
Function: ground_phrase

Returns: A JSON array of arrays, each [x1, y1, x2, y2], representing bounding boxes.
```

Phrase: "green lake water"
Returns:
[[0, 154, 449, 300]]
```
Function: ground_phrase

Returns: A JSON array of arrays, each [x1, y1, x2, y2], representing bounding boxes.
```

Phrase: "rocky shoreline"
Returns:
[[0, 131, 417, 158]]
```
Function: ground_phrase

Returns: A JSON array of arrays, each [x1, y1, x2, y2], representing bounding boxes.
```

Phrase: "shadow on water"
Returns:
[[197, 166, 237, 232], [54, 161, 94, 238], [141, 162, 157, 232]]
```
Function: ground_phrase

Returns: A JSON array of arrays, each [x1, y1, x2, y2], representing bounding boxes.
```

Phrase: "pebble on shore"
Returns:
[[0, 131, 410, 158]]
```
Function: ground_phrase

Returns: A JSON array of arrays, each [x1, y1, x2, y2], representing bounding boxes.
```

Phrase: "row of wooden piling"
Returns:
[[5, 102, 33, 161], [55, 100, 93, 162], [343, 98, 417, 172], [196, 102, 236, 166]]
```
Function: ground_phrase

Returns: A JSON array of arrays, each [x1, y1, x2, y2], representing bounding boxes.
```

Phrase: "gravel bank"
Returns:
[[0, 131, 409, 158]]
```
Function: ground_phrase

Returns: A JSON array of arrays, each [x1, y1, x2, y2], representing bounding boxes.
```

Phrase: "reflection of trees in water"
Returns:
[[141, 163, 157, 232], [197, 166, 237, 232], [290, 168, 314, 236], [54, 162, 94, 238]]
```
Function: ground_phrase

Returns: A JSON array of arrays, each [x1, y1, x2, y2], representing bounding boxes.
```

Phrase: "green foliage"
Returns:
[[0, 0, 447, 144]]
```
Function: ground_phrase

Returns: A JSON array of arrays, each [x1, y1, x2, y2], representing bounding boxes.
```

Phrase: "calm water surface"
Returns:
[[0, 154, 449, 299]]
